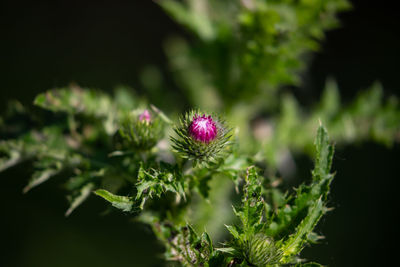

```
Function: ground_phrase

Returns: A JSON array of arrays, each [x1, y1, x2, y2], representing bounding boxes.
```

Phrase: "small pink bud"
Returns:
[[189, 114, 217, 143], [139, 110, 151, 123]]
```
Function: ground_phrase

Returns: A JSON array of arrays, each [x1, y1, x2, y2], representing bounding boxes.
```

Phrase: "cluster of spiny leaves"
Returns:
[[0, 87, 236, 217], [140, 126, 335, 266], [1, 85, 335, 266], [0, 87, 175, 216], [218, 126, 334, 266]]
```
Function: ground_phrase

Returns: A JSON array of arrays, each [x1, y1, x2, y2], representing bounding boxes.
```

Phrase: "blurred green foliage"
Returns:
[[161, 0, 350, 109]]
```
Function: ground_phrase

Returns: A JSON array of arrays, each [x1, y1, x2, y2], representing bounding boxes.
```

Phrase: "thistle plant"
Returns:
[[0, 86, 375, 266], [1, 0, 400, 267]]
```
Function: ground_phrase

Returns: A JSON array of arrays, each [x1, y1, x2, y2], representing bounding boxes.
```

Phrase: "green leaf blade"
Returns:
[[65, 183, 95, 217], [94, 189, 135, 213]]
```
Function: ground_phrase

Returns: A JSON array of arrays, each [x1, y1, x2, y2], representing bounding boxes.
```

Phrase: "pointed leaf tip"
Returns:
[[65, 183, 94, 217]]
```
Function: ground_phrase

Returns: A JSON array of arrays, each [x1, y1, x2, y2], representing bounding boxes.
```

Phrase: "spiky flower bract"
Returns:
[[118, 109, 163, 151], [245, 233, 282, 266], [170, 110, 232, 167]]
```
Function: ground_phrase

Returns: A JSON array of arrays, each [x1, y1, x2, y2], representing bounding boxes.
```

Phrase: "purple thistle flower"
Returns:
[[189, 114, 217, 143], [139, 110, 151, 123]]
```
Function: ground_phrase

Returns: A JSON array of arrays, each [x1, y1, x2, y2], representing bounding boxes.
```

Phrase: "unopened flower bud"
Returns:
[[139, 110, 151, 123], [118, 108, 163, 150], [246, 234, 282, 266]]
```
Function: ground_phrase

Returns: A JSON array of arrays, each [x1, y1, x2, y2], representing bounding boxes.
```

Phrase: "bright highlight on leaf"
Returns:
[[94, 189, 135, 213]]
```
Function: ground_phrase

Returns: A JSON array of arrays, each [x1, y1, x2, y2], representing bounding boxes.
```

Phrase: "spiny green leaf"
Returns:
[[65, 183, 95, 217], [65, 169, 104, 191], [236, 166, 264, 233], [23, 152, 83, 193], [94, 189, 135, 213], [64, 169, 105, 216], [313, 124, 334, 182], [280, 198, 325, 262], [23, 168, 61, 193], [0, 141, 23, 172], [225, 224, 240, 240], [34, 87, 113, 117], [34, 87, 119, 135], [266, 125, 334, 239], [135, 163, 186, 209], [0, 131, 46, 172]]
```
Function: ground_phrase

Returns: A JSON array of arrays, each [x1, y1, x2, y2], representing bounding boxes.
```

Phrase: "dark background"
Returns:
[[1, 0, 399, 266]]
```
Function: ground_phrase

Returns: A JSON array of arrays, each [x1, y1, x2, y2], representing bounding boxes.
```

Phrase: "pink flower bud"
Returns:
[[139, 110, 151, 123], [189, 114, 217, 143]]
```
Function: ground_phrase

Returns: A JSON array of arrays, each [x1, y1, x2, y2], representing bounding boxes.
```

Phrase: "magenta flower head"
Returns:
[[139, 109, 151, 123], [189, 114, 217, 143], [171, 110, 232, 166]]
